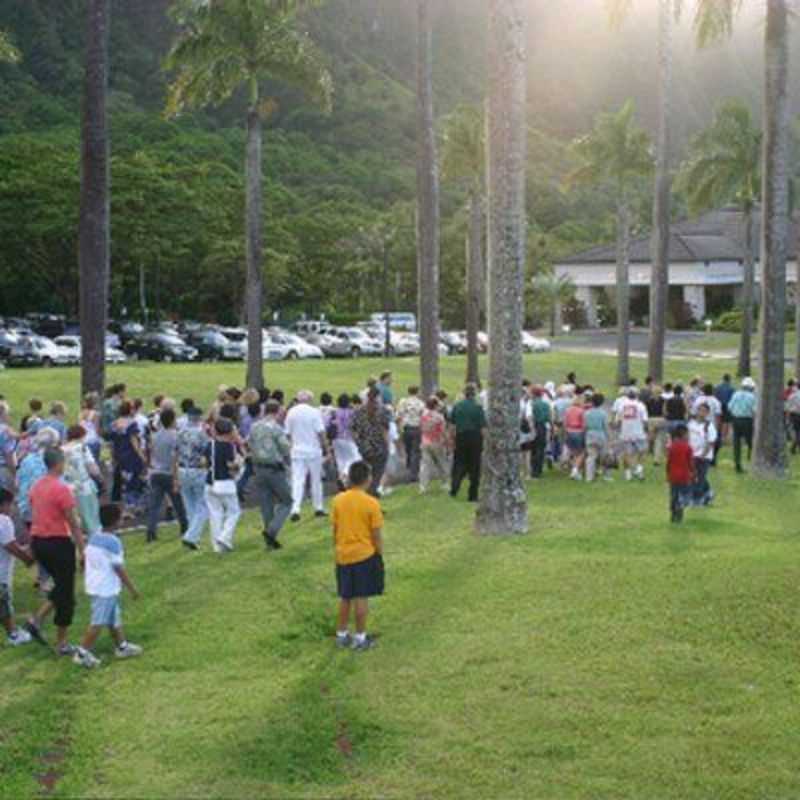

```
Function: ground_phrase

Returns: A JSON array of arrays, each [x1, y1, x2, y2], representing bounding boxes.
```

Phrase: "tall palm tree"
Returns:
[[79, 0, 111, 396], [534, 272, 576, 338], [166, 0, 332, 390], [442, 104, 486, 385], [607, 0, 682, 383], [696, 0, 789, 479], [475, 0, 528, 537], [416, 0, 441, 397], [678, 100, 760, 378], [0, 31, 20, 63], [568, 101, 653, 387]]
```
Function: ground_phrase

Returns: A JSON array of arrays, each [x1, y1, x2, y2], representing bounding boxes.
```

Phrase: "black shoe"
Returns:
[[314, 510, 327, 519], [181, 540, 198, 551], [264, 534, 282, 551], [290, 513, 301, 523], [24, 620, 48, 647]]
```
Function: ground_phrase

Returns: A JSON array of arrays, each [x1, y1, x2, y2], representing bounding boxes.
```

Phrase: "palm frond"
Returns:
[[0, 30, 20, 63], [441, 103, 485, 185], [694, 0, 742, 47]]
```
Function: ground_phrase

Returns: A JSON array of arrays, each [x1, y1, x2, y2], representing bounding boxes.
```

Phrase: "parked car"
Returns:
[[124, 332, 198, 363], [54, 335, 82, 365], [109, 321, 144, 347], [7, 336, 70, 368], [441, 331, 467, 354], [368, 311, 417, 331], [303, 332, 352, 358], [187, 330, 245, 361], [105, 345, 128, 364], [265, 331, 324, 360], [0, 330, 18, 363], [28, 313, 66, 339], [333, 327, 383, 358], [521, 332, 552, 353]]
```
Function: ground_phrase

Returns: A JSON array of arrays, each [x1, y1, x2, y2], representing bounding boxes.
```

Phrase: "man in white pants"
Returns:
[[285, 390, 329, 522]]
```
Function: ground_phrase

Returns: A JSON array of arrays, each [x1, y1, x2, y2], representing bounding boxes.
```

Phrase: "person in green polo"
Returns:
[[449, 383, 486, 502]]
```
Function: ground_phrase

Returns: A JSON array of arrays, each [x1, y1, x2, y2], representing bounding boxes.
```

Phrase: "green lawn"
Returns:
[[3, 353, 799, 799]]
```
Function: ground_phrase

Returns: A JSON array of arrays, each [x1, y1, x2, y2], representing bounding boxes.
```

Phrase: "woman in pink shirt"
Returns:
[[563, 396, 587, 481]]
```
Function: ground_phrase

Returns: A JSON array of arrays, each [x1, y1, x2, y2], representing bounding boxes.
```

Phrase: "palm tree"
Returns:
[[0, 31, 20, 63], [678, 100, 760, 378], [442, 104, 485, 385], [568, 101, 653, 387], [607, 0, 682, 383], [695, 0, 789, 479], [475, 0, 528, 537], [79, 0, 111, 396], [166, 0, 332, 390], [534, 272, 575, 338], [416, 0, 441, 397]]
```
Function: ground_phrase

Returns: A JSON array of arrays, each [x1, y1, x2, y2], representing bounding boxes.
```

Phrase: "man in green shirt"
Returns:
[[530, 387, 552, 478], [449, 384, 486, 502]]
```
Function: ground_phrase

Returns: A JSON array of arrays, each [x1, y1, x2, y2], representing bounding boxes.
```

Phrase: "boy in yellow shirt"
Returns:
[[332, 461, 384, 651]]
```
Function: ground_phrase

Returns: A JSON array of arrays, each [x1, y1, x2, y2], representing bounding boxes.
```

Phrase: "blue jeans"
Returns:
[[180, 468, 208, 545]]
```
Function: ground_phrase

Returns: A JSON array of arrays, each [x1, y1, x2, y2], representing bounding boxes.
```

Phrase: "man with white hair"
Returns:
[[284, 390, 329, 522]]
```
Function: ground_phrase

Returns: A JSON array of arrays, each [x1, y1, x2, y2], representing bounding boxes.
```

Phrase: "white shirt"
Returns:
[[285, 403, 325, 457], [688, 419, 718, 460], [618, 399, 648, 441], [692, 394, 722, 419], [84, 531, 124, 597], [0, 514, 16, 586]]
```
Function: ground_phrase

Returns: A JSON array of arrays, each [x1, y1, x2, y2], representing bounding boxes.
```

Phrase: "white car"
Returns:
[[34, 336, 71, 366], [334, 327, 383, 357], [54, 335, 81, 365], [105, 345, 128, 364], [265, 331, 324, 360], [521, 332, 552, 353]]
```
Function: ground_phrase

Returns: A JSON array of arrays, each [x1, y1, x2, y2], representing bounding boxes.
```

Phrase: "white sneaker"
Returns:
[[7, 629, 32, 646], [73, 648, 102, 669], [115, 641, 143, 659], [570, 468, 579, 480], [624, 469, 632, 482]]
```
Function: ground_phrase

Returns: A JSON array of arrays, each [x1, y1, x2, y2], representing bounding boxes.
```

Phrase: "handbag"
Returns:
[[210, 441, 237, 496]]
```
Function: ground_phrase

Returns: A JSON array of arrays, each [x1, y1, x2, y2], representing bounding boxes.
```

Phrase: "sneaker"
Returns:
[[24, 620, 48, 647], [351, 635, 377, 652], [57, 643, 77, 657], [335, 633, 352, 649], [290, 513, 301, 523], [73, 648, 101, 669], [264, 534, 282, 551], [115, 642, 143, 659], [7, 629, 32, 646], [216, 540, 233, 553], [181, 539, 199, 551]]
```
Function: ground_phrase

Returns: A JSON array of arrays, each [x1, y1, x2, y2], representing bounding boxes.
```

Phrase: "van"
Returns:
[[369, 312, 416, 332]]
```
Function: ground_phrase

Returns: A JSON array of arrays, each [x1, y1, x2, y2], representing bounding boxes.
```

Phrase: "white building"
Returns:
[[554, 206, 799, 327]]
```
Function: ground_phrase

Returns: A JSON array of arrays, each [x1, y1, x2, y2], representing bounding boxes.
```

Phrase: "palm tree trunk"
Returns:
[[616, 198, 632, 387], [245, 79, 265, 391], [475, 0, 528, 537], [754, 0, 789, 479], [738, 206, 755, 377], [647, 0, 672, 383], [416, 0, 441, 397], [466, 187, 483, 385], [79, 0, 110, 397]]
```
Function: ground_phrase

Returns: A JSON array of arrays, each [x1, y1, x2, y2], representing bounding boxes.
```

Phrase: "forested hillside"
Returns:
[[0, 0, 790, 325]]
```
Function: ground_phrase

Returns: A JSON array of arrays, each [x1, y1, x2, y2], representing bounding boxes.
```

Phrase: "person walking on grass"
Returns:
[[688, 403, 717, 507], [332, 461, 384, 652], [285, 391, 328, 522], [204, 419, 242, 553], [666, 424, 695, 524], [396, 386, 425, 482], [351, 388, 391, 498], [449, 383, 486, 502], [419, 397, 449, 493], [330, 394, 361, 486], [563, 395, 587, 481], [729, 378, 757, 473], [178, 407, 210, 551], [530, 387, 551, 479], [248, 400, 292, 551], [617, 388, 648, 482], [24, 448, 86, 656], [63, 425, 103, 536], [145, 408, 188, 544], [584, 393, 611, 483], [0, 488, 35, 647], [73, 504, 142, 669]]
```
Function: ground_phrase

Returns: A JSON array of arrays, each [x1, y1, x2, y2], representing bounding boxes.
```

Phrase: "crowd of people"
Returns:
[[0, 365, 788, 662]]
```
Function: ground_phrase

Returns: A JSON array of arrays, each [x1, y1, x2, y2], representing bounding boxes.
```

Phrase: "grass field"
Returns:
[[2, 353, 799, 799]]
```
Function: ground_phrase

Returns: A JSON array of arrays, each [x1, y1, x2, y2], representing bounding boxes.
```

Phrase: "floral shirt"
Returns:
[[397, 396, 425, 429], [176, 424, 210, 469], [248, 419, 290, 465], [16, 452, 47, 519], [351, 406, 391, 459], [421, 410, 446, 447], [63, 442, 97, 497]]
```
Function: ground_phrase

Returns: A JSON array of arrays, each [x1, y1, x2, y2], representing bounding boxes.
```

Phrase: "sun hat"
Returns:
[[742, 377, 756, 390]]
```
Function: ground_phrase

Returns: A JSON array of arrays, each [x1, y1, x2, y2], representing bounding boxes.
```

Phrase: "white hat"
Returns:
[[742, 377, 756, 390]]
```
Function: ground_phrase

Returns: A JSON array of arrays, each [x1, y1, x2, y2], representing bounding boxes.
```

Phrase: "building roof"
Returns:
[[558, 206, 800, 265]]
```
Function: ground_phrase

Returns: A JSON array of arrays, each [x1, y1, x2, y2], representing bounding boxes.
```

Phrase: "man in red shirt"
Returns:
[[24, 449, 86, 655], [666, 424, 695, 524]]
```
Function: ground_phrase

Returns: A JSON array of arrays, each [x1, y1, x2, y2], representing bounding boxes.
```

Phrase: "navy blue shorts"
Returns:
[[336, 554, 385, 600]]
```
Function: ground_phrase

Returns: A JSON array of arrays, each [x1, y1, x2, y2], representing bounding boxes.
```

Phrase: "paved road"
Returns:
[[551, 329, 725, 359]]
